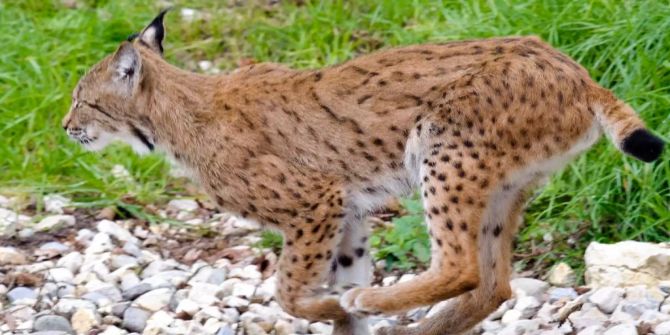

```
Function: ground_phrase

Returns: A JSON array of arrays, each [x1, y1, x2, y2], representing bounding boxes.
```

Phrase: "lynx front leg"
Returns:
[[231, 155, 350, 322], [341, 159, 488, 316], [331, 216, 373, 335], [275, 222, 349, 321]]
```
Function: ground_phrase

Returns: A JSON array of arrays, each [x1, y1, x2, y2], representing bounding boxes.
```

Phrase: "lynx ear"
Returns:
[[139, 9, 169, 55], [110, 42, 141, 95]]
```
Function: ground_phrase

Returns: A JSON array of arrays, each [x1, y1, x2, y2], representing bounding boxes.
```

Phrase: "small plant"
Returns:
[[370, 195, 431, 271]]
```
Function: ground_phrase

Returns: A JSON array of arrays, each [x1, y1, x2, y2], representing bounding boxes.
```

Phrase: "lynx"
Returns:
[[62, 11, 664, 335]]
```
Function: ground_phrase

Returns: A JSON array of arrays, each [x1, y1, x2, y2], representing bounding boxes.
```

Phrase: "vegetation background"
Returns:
[[1, 0, 668, 280]]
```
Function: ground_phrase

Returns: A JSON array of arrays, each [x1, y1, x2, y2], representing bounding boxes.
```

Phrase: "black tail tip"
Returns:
[[621, 129, 665, 162]]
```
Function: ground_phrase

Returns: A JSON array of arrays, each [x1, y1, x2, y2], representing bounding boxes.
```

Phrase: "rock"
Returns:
[[44, 194, 72, 214], [309, 322, 333, 334], [198, 60, 213, 72], [638, 309, 670, 326], [222, 296, 249, 308], [167, 199, 199, 212], [584, 241, 670, 287], [498, 320, 540, 335], [244, 321, 268, 335], [86, 233, 113, 254], [232, 282, 256, 298], [110, 254, 139, 270], [54, 299, 97, 318], [122, 283, 153, 301], [8, 287, 37, 305], [656, 321, 670, 335], [274, 319, 296, 335], [588, 287, 624, 314], [510, 277, 550, 298], [99, 326, 127, 335], [97, 220, 138, 244], [175, 299, 199, 316], [133, 288, 172, 312], [548, 262, 576, 287], [501, 309, 523, 324], [567, 307, 608, 330], [514, 296, 541, 318], [18, 227, 34, 239], [141, 260, 178, 278], [229, 264, 262, 280], [40, 241, 70, 253], [548, 287, 578, 303], [0, 208, 30, 235], [603, 323, 636, 335], [0, 246, 28, 265], [122, 307, 150, 333], [71, 308, 100, 334], [36, 215, 75, 231], [254, 277, 276, 302], [577, 325, 604, 335], [111, 302, 131, 318], [145, 310, 173, 329], [122, 241, 142, 257], [216, 325, 235, 335], [188, 282, 221, 305], [34, 315, 74, 334], [46, 267, 74, 284]]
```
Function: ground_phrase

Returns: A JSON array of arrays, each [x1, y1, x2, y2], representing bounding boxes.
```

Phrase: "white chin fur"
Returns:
[[83, 129, 152, 155]]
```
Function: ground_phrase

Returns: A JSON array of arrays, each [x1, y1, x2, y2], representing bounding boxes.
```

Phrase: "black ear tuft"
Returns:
[[621, 128, 665, 162], [139, 8, 171, 55]]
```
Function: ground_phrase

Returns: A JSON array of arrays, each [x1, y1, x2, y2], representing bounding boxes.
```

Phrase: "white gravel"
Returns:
[[1, 195, 669, 335]]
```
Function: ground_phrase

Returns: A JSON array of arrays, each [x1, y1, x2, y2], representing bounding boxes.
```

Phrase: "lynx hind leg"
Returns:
[[342, 132, 491, 315], [378, 186, 530, 335], [331, 216, 373, 335]]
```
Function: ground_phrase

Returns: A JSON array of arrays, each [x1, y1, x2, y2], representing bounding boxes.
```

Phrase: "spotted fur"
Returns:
[[62, 12, 664, 335]]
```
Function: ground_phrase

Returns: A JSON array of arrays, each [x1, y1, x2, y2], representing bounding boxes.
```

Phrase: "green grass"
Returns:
[[1, 0, 668, 276]]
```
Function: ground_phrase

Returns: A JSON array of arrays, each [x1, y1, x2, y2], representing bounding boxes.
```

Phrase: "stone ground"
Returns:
[[1, 193, 669, 335]]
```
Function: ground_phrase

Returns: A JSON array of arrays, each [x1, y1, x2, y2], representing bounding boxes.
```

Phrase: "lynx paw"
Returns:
[[340, 287, 383, 316]]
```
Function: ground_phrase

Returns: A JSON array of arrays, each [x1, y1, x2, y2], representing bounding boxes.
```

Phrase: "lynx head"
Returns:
[[62, 10, 169, 154]]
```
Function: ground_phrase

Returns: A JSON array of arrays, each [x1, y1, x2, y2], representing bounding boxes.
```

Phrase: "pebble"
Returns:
[[122, 283, 152, 301], [514, 296, 541, 318], [133, 288, 173, 312], [588, 287, 624, 314], [501, 309, 523, 324], [35, 215, 75, 231], [309, 322, 333, 334], [8, 287, 37, 305], [53, 299, 97, 317], [46, 267, 74, 284], [86, 232, 113, 254], [40, 241, 70, 253], [122, 307, 150, 333], [167, 199, 199, 212], [656, 321, 670, 335], [603, 323, 637, 335], [97, 220, 138, 244], [70, 308, 100, 334], [510, 277, 549, 298], [43, 194, 71, 214], [568, 307, 608, 330], [0, 246, 28, 265], [33, 315, 74, 334], [548, 262, 576, 287]]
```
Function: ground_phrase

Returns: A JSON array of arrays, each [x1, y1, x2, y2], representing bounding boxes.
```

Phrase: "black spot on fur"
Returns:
[[338, 255, 353, 267]]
